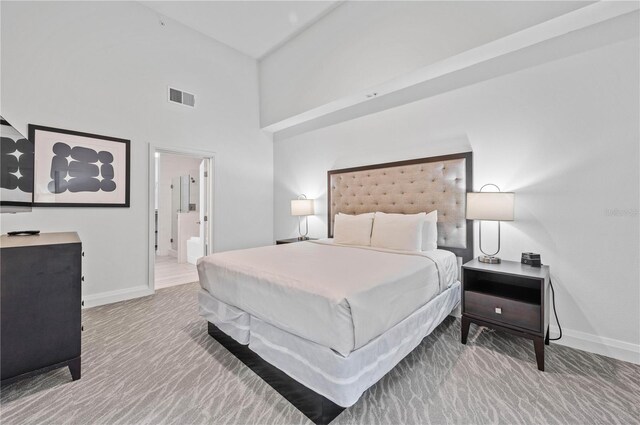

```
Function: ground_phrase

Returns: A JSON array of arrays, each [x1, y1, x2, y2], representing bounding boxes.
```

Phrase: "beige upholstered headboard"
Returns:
[[327, 152, 473, 263]]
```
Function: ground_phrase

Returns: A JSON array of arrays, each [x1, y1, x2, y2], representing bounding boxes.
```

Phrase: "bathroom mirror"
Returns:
[[171, 174, 192, 251]]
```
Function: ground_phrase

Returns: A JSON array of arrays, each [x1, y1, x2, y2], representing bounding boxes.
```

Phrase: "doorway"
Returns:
[[150, 147, 213, 290]]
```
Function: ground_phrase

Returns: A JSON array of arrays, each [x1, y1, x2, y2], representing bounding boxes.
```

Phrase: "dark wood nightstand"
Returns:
[[461, 259, 550, 371], [275, 238, 318, 245]]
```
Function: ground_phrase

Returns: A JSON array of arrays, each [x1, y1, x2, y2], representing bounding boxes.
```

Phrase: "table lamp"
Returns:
[[466, 184, 514, 264], [291, 194, 314, 240]]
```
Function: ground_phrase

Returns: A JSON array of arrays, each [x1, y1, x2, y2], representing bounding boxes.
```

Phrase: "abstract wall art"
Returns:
[[29, 125, 130, 207], [1, 116, 34, 211]]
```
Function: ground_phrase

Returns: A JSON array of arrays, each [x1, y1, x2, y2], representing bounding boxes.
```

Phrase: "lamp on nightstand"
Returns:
[[291, 194, 315, 240], [466, 184, 514, 264]]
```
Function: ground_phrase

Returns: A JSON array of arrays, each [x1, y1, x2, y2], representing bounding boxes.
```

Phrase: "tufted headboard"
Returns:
[[327, 152, 473, 263]]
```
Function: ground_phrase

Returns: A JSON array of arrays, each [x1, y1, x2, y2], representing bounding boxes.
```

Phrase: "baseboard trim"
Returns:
[[81, 289, 638, 365], [549, 325, 640, 365], [83, 285, 154, 308]]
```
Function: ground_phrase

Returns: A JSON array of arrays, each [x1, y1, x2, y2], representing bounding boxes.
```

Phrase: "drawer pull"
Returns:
[[495, 307, 502, 314]]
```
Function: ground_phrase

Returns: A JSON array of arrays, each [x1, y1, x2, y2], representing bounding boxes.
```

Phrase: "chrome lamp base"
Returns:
[[478, 255, 501, 264], [297, 216, 310, 241]]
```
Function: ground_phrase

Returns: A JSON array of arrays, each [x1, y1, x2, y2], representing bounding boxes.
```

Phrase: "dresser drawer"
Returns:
[[464, 290, 540, 332]]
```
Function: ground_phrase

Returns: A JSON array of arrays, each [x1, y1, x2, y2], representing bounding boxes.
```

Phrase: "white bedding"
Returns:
[[197, 239, 457, 356], [198, 282, 460, 407]]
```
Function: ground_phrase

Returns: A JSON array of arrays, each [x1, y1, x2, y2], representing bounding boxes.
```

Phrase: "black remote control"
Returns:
[[7, 230, 40, 236]]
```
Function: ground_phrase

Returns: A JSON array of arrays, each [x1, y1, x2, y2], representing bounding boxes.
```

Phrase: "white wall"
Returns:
[[0, 1, 273, 305], [156, 153, 202, 256], [273, 38, 640, 362], [259, 1, 588, 127]]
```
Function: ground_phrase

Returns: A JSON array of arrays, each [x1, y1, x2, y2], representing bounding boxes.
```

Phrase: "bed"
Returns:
[[198, 152, 473, 424]]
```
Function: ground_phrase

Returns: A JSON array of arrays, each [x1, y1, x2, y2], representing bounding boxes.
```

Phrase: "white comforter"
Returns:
[[197, 239, 458, 356]]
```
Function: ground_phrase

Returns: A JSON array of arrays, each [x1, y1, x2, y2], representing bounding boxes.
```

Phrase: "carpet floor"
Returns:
[[1, 282, 638, 425]]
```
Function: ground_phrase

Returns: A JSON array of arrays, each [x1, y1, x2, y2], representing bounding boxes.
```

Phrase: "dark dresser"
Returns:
[[1, 232, 82, 385]]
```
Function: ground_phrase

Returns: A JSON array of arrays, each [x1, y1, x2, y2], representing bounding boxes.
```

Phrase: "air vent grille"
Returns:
[[168, 87, 195, 108]]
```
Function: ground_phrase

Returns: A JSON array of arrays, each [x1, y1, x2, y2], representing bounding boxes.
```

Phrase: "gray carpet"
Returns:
[[1, 283, 638, 425]]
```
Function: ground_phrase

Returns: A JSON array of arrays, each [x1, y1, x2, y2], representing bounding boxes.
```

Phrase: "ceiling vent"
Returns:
[[168, 87, 195, 108]]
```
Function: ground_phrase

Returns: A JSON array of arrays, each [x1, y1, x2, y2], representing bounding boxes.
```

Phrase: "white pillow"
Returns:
[[422, 210, 438, 251], [333, 213, 375, 246], [371, 212, 425, 251]]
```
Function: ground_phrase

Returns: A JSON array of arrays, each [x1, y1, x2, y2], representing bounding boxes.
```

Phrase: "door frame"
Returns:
[[148, 143, 216, 292]]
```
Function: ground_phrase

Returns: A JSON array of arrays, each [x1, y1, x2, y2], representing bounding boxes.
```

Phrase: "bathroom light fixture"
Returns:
[[290, 194, 314, 240], [466, 184, 515, 264]]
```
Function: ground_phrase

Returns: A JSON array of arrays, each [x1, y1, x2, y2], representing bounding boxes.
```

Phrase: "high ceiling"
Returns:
[[141, 1, 340, 59]]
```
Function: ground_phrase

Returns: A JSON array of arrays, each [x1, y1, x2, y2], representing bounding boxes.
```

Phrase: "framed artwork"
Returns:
[[29, 125, 130, 207], [1, 117, 34, 212]]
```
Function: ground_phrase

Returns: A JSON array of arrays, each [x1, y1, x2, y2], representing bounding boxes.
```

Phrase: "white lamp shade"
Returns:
[[291, 199, 315, 216], [466, 192, 514, 221]]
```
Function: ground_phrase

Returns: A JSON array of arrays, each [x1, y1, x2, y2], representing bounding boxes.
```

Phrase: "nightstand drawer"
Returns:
[[465, 290, 540, 332]]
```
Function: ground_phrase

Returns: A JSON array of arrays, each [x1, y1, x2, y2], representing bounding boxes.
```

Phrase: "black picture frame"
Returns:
[[29, 124, 130, 207], [1, 117, 34, 212]]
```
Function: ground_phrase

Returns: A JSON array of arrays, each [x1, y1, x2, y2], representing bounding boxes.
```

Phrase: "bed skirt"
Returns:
[[200, 281, 460, 408]]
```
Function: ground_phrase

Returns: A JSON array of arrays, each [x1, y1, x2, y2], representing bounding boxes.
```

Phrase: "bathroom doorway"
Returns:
[[151, 148, 213, 290]]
